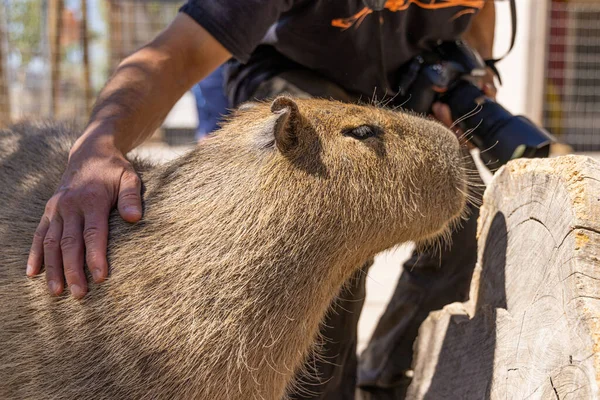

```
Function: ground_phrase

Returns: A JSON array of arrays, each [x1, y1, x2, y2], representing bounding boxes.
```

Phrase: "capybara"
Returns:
[[0, 97, 467, 400]]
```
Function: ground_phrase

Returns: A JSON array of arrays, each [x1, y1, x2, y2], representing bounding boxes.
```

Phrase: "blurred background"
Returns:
[[0, 0, 599, 350], [1, 0, 599, 149], [0, 0, 194, 145]]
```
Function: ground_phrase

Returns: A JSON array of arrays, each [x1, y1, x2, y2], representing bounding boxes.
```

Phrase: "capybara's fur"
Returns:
[[0, 97, 466, 400]]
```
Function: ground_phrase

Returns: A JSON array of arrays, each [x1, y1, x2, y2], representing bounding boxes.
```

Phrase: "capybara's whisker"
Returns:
[[0, 97, 468, 400]]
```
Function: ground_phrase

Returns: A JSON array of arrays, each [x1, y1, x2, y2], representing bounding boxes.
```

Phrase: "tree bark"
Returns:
[[407, 156, 600, 400]]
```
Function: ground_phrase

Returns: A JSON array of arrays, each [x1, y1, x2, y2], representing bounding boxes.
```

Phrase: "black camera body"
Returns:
[[398, 41, 557, 170]]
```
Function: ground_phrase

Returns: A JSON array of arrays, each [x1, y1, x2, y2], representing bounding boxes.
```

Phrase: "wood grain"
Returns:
[[407, 155, 600, 400]]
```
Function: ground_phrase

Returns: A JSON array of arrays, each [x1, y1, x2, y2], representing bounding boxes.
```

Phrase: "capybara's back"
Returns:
[[0, 122, 73, 242], [0, 98, 468, 400], [0, 122, 134, 398], [0, 123, 81, 395], [0, 122, 75, 289], [0, 122, 198, 399]]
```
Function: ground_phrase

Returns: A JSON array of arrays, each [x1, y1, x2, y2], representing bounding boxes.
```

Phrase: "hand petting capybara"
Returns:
[[0, 97, 467, 400]]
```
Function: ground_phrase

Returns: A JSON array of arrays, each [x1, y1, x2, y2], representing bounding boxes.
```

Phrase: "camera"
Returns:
[[397, 40, 557, 170]]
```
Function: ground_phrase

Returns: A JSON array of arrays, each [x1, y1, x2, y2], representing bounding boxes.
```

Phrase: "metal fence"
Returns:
[[0, 0, 182, 127], [4, 0, 600, 150], [544, 0, 600, 151]]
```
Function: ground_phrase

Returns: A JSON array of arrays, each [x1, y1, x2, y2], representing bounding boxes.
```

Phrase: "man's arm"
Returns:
[[26, 13, 231, 298]]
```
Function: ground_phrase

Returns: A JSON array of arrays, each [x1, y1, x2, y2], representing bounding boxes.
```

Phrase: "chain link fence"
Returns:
[[0, 0, 182, 128], [544, 0, 600, 151], [5, 0, 600, 150]]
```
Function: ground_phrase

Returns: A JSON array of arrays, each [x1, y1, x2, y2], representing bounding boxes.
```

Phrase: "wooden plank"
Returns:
[[407, 156, 600, 399]]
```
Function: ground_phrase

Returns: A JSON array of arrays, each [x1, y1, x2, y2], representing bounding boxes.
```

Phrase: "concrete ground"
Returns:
[[356, 245, 411, 352]]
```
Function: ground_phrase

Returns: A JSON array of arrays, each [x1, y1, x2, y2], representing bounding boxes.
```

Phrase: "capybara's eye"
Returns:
[[342, 125, 382, 140]]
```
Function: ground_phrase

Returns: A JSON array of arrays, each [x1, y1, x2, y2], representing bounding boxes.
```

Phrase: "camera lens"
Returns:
[[444, 81, 556, 169]]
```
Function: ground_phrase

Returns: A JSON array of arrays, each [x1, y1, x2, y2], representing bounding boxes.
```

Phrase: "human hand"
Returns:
[[432, 67, 497, 145], [26, 132, 142, 298]]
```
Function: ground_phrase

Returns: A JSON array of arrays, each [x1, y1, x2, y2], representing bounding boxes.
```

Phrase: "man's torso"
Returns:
[[182, 0, 484, 103]]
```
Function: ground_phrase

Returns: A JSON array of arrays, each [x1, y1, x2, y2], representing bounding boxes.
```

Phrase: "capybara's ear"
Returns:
[[238, 101, 260, 112], [270, 96, 300, 153]]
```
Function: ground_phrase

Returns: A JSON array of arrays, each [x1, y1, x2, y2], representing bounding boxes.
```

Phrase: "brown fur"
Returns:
[[0, 97, 466, 400]]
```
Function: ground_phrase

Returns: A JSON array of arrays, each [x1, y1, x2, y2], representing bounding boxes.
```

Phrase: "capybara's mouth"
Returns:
[[414, 148, 471, 253], [412, 201, 468, 256]]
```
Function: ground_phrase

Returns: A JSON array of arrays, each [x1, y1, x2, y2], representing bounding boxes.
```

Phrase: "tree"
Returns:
[[6, 0, 43, 65]]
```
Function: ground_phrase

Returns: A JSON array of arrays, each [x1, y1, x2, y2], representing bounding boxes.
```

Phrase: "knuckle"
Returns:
[[119, 191, 140, 202], [43, 236, 60, 249], [63, 262, 82, 276], [85, 248, 99, 262], [44, 197, 59, 214], [57, 193, 77, 211], [33, 228, 46, 241], [60, 235, 79, 250], [56, 187, 108, 214], [44, 264, 58, 275], [82, 226, 101, 243], [86, 250, 105, 269], [107, 154, 126, 166], [122, 171, 141, 186]]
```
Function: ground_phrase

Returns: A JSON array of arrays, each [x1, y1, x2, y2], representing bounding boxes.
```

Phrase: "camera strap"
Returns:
[[485, 0, 517, 85]]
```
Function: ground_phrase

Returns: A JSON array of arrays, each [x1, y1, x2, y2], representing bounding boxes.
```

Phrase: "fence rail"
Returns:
[[3, 0, 600, 151]]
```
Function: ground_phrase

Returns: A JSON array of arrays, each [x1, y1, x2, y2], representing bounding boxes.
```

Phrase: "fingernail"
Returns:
[[26, 264, 35, 276], [124, 206, 141, 215], [70, 284, 85, 299], [91, 268, 103, 282], [123, 207, 142, 220], [48, 281, 60, 295]]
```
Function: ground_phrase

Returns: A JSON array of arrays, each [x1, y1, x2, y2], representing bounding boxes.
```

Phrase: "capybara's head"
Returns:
[[214, 96, 467, 256]]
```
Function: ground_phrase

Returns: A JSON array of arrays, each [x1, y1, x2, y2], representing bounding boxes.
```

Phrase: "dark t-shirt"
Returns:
[[180, 0, 483, 103]]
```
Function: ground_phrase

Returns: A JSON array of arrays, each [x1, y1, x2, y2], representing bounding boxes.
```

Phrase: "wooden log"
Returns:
[[407, 155, 600, 399]]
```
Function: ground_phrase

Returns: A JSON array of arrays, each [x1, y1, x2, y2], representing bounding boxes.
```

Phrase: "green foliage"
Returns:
[[6, 1, 43, 64]]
